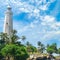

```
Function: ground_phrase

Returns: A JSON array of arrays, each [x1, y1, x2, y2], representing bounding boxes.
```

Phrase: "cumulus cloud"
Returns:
[[0, 0, 55, 15], [13, 15, 60, 43], [0, 0, 60, 46]]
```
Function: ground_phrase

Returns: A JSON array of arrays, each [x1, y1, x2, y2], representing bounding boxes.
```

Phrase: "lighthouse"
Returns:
[[4, 6, 13, 36]]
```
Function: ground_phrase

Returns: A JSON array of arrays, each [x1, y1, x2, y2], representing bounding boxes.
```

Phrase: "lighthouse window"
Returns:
[[6, 23, 8, 24]]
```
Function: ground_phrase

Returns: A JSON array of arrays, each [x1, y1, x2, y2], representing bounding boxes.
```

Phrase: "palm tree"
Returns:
[[40, 44, 45, 53], [21, 36, 26, 45], [21, 36, 26, 41], [0, 32, 9, 44], [10, 30, 20, 44], [0, 30, 28, 60], [37, 41, 45, 53], [0, 32, 9, 59], [38, 41, 41, 48], [0, 30, 20, 44], [26, 41, 30, 46], [0, 30, 20, 60]]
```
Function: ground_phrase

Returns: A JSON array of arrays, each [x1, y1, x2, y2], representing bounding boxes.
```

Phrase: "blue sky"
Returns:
[[0, 0, 60, 47]]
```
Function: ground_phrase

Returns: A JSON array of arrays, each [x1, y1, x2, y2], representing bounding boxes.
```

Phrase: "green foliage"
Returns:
[[0, 30, 29, 60], [47, 43, 57, 54], [38, 41, 41, 46], [26, 41, 30, 46], [40, 44, 45, 53], [11, 30, 20, 44], [0, 30, 20, 44], [0, 32, 9, 51], [1, 44, 29, 60], [0, 52, 4, 59], [0, 32, 9, 44], [37, 41, 45, 53], [26, 41, 37, 53], [26, 41, 32, 46], [58, 48, 60, 54], [47, 46, 54, 54], [27, 45, 37, 53], [21, 36, 26, 41]]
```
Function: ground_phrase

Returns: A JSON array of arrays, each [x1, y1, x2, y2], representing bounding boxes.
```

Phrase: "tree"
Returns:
[[0, 52, 4, 60], [58, 48, 60, 56], [40, 44, 45, 53], [1, 44, 29, 60], [21, 36, 26, 44], [37, 41, 45, 53], [38, 41, 41, 47], [0, 33, 8, 60], [26, 41, 37, 53], [47, 43, 57, 55], [0, 30, 29, 60], [26, 41, 31, 46], [0, 32, 9, 52], [21, 36, 26, 41], [10, 30, 20, 44], [0, 32, 9, 44], [0, 30, 20, 44], [27, 44, 37, 53]]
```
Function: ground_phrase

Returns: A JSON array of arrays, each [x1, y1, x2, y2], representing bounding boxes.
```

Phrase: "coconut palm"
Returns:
[[38, 41, 41, 46], [0, 30, 29, 60], [21, 36, 26, 45], [10, 30, 20, 44], [0, 30, 20, 44], [37, 41, 45, 53], [0, 32, 9, 44], [40, 44, 45, 53], [26, 41, 30, 46]]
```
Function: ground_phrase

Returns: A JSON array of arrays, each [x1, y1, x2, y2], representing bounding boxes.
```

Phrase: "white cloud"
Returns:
[[0, 0, 60, 46], [43, 15, 55, 22], [14, 14, 60, 46], [0, 0, 56, 20], [0, 18, 4, 27], [0, 0, 51, 14]]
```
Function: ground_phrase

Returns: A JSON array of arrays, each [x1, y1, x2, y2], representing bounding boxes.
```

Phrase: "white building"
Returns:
[[4, 6, 13, 36]]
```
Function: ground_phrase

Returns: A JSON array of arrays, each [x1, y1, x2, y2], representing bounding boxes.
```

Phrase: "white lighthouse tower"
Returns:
[[4, 6, 13, 36]]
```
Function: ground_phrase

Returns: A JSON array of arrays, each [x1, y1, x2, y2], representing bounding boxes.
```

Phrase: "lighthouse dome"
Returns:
[[7, 5, 11, 10]]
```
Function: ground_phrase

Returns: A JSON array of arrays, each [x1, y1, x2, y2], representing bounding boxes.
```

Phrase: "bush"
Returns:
[[1, 44, 29, 60]]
